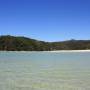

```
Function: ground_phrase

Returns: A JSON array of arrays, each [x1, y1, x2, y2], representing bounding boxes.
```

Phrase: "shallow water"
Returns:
[[0, 51, 90, 90]]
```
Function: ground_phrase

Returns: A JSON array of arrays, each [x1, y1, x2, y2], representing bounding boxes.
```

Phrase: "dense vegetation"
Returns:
[[0, 35, 90, 51]]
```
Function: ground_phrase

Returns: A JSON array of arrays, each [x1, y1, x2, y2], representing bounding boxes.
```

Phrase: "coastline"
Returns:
[[0, 50, 90, 53], [48, 50, 90, 53]]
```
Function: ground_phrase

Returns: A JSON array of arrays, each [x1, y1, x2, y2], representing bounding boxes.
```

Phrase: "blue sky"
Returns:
[[0, 0, 90, 41]]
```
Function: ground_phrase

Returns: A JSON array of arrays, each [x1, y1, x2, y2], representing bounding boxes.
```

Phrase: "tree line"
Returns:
[[0, 35, 90, 51]]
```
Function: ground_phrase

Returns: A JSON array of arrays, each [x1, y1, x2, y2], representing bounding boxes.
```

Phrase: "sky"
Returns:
[[0, 0, 90, 42]]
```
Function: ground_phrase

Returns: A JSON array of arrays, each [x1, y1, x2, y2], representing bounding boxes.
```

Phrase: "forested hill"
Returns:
[[0, 35, 90, 51]]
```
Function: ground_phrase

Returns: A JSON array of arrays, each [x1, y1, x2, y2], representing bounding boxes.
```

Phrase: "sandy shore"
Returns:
[[0, 50, 90, 53], [48, 50, 90, 53]]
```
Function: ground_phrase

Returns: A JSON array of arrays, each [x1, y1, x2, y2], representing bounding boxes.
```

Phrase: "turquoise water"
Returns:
[[0, 51, 90, 90]]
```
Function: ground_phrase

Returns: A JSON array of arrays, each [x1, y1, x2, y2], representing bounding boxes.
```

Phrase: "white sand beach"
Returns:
[[0, 50, 90, 53], [47, 50, 90, 53]]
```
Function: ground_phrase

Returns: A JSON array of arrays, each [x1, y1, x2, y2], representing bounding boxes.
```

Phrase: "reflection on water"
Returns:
[[0, 51, 90, 90]]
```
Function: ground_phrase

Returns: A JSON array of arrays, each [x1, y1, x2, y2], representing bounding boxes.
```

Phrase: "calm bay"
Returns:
[[0, 51, 90, 90]]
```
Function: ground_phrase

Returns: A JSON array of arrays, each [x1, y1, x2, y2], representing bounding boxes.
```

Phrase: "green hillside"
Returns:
[[0, 35, 90, 51]]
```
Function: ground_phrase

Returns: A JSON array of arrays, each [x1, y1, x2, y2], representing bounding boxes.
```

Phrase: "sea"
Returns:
[[0, 51, 90, 90]]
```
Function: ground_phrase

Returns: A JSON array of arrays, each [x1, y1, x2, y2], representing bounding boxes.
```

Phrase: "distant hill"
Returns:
[[0, 35, 90, 51]]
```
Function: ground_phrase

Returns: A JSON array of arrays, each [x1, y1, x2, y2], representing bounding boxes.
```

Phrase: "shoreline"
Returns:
[[0, 50, 90, 53], [48, 50, 90, 53]]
